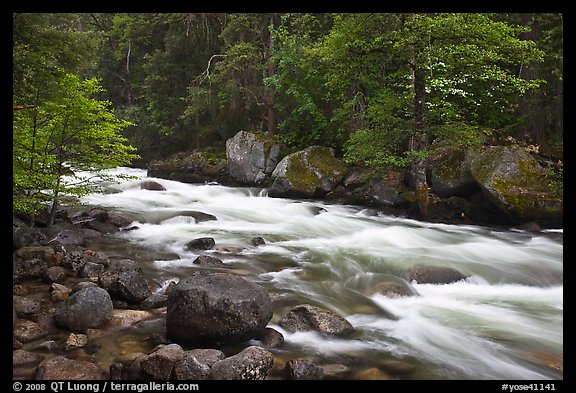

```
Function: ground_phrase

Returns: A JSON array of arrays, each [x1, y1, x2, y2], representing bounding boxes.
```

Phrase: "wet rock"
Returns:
[[322, 364, 351, 379], [52, 228, 103, 247], [13, 320, 49, 343], [108, 309, 156, 328], [45, 266, 67, 283], [61, 251, 87, 275], [284, 359, 324, 380], [13, 349, 44, 367], [210, 346, 274, 380], [173, 349, 226, 380], [141, 293, 168, 309], [35, 356, 108, 380], [13, 227, 47, 249], [185, 237, 215, 250], [279, 304, 354, 337], [100, 259, 152, 304], [193, 255, 226, 268], [140, 180, 166, 191], [126, 353, 150, 380], [15, 246, 58, 266], [141, 344, 185, 380], [256, 327, 284, 348], [407, 265, 468, 284], [251, 236, 266, 246], [72, 281, 99, 293], [65, 333, 88, 350], [54, 286, 113, 331], [13, 257, 48, 282], [166, 271, 273, 346], [81, 262, 105, 279], [13, 295, 42, 319]]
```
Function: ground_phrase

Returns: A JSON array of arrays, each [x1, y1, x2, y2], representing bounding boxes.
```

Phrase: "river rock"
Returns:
[[35, 356, 108, 380], [185, 237, 216, 250], [210, 346, 274, 380], [193, 255, 226, 267], [140, 180, 166, 191], [13, 319, 49, 343], [173, 349, 226, 380], [407, 265, 468, 284], [13, 349, 44, 367], [46, 266, 67, 283], [141, 343, 185, 380], [54, 286, 113, 331], [256, 327, 285, 348], [13, 257, 47, 282], [14, 246, 58, 266], [13, 226, 47, 249], [166, 271, 273, 346], [226, 130, 280, 185], [99, 259, 152, 304], [279, 304, 354, 337], [13, 295, 42, 319], [284, 359, 324, 380]]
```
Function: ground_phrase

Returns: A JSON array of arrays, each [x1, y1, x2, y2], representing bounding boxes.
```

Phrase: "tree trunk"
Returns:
[[263, 14, 278, 134], [411, 67, 429, 218]]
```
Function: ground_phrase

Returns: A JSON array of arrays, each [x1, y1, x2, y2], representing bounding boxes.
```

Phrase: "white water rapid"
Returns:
[[79, 167, 563, 380]]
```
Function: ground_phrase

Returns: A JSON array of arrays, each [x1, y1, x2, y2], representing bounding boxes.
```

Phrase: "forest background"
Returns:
[[12, 13, 564, 217]]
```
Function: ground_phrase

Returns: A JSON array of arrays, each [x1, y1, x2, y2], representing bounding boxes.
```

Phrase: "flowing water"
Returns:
[[77, 167, 563, 380]]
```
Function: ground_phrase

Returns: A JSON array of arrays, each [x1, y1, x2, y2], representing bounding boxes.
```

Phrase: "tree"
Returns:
[[13, 73, 139, 225]]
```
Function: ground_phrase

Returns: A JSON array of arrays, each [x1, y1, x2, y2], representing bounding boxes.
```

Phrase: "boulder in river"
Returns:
[[226, 130, 280, 185], [279, 304, 354, 337], [166, 271, 273, 346]]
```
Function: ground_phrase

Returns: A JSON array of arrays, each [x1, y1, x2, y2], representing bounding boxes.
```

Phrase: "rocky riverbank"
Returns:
[[147, 131, 563, 230], [16, 205, 440, 380]]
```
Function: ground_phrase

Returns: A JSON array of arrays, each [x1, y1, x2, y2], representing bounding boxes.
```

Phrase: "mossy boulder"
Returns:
[[429, 149, 478, 198], [268, 146, 348, 198], [468, 145, 562, 226], [147, 150, 228, 184]]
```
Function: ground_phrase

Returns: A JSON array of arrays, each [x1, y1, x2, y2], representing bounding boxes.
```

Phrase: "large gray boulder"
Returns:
[[269, 146, 348, 198], [166, 272, 273, 346], [54, 287, 113, 332], [226, 130, 280, 185]]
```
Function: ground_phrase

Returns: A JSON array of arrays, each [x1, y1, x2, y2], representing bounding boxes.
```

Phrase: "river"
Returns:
[[78, 167, 563, 380]]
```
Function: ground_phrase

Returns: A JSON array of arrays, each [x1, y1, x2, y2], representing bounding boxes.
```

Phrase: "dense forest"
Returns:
[[13, 13, 563, 218]]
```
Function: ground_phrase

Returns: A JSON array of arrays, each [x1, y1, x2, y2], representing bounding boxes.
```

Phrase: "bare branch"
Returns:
[[193, 54, 227, 85]]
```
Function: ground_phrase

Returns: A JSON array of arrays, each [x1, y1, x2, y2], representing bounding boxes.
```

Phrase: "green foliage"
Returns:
[[545, 166, 563, 196], [15, 12, 561, 177], [13, 73, 139, 218]]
